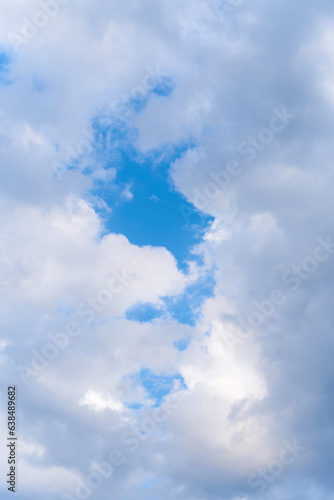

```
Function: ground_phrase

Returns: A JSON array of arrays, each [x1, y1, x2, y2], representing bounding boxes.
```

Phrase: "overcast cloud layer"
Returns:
[[1, 1, 334, 499]]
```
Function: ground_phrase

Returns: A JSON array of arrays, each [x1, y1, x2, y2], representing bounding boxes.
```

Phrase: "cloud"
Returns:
[[1, 1, 334, 499]]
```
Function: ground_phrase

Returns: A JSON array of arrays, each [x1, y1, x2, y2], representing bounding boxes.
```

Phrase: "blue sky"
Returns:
[[1, 1, 334, 500], [125, 368, 187, 408], [0, 51, 11, 84], [89, 115, 211, 268]]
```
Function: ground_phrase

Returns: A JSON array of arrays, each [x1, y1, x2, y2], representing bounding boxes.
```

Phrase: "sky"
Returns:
[[1, 0, 334, 499]]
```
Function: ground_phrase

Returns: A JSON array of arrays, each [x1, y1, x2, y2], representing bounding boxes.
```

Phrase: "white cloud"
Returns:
[[79, 390, 124, 412], [1, 0, 334, 499]]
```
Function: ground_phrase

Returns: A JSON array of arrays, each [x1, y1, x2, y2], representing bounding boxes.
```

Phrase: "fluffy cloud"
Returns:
[[1, 1, 334, 499]]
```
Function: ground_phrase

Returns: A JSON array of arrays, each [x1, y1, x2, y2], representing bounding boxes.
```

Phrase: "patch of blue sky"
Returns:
[[128, 75, 174, 113], [164, 270, 216, 326], [151, 76, 174, 97], [173, 337, 191, 351], [0, 52, 9, 67], [126, 303, 164, 323], [88, 114, 213, 269], [125, 270, 215, 326], [0, 51, 13, 85], [127, 368, 187, 407], [124, 402, 143, 410]]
